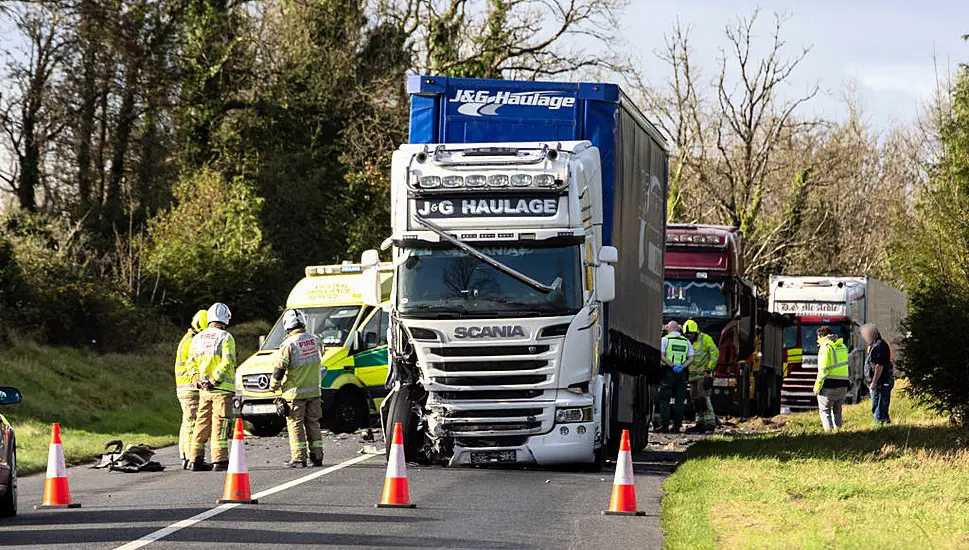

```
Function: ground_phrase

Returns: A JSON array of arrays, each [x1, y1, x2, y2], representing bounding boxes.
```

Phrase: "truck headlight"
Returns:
[[555, 406, 593, 424]]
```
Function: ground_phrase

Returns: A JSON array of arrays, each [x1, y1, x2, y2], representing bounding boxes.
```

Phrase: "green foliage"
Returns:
[[0, 212, 166, 352], [178, 0, 247, 168], [145, 167, 282, 321], [892, 64, 969, 424], [0, 337, 180, 474], [663, 386, 968, 549], [229, 0, 409, 279]]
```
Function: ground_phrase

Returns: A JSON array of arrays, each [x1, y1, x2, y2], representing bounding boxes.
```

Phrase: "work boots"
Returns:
[[310, 454, 323, 468], [189, 459, 214, 472], [213, 461, 229, 471], [287, 460, 307, 468]]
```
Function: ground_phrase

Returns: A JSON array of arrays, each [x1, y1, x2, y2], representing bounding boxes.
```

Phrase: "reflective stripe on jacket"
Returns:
[[189, 327, 236, 393], [277, 330, 323, 401], [690, 332, 719, 379], [174, 329, 198, 396], [814, 336, 850, 393]]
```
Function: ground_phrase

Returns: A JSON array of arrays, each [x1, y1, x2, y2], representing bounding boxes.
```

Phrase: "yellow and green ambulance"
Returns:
[[233, 261, 393, 436]]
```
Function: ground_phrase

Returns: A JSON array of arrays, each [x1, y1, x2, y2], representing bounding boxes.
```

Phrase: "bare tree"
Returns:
[[379, 0, 628, 79], [0, 2, 68, 212], [636, 10, 824, 281]]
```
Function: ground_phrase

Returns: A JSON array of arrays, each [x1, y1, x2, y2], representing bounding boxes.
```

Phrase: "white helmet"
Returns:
[[207, 302, 232, 326], [283, 309, 306, 331]]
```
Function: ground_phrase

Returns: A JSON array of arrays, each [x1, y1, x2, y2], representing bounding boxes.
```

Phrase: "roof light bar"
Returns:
[[409, 171, 567, 193]]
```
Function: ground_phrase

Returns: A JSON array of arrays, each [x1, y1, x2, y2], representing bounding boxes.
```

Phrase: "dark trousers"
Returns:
[[871, 380, 894, 424], [659, 369, 688, 429]]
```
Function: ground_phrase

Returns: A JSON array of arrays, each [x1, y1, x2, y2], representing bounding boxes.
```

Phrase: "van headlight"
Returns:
[[555, 406, 593, 424]]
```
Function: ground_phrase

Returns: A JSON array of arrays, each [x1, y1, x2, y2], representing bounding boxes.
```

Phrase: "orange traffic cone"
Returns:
[[602, 429, 644, 516], [218, 418, 258, 504], [376, 422, 416, 508], [39, 423, 80, 509]]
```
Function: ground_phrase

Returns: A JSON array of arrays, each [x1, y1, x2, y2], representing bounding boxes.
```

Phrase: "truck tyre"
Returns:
[[245, 421, 284, 438], [0, 443, 17, 517], [324, 387, 370, 434], [384, 384, 420, 462]]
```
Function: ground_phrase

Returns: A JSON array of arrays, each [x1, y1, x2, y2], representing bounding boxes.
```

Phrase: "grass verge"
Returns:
[[0, 321, 270, 475], [662, 382, 969, 549]]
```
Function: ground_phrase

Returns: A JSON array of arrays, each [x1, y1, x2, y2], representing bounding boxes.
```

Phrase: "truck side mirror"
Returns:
[[361, 248, 381, 307], [258, 335, 266, 349], [350, 332, 363, 354], [597, 264, 616, 303], [598, 246, 618, 264]]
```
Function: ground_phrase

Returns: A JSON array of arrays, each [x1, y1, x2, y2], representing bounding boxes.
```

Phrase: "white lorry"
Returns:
[[768, 276, 908, 412], [363, 76, 668, 469]]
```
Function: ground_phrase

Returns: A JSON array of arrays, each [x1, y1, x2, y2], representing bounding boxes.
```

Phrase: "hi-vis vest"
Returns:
[[189, 327, 237, 393], [174, 329, 197, 396], [815, 336, 849, 393], [665, 335, 691, 365], [277, 330, 323, 401], [691, 332, 719, 379]]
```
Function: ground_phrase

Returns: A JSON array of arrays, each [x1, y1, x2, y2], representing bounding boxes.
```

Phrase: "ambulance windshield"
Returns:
[[261, 306, 362, 350]]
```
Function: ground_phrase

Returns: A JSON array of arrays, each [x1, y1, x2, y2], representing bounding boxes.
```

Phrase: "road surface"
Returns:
[[3, 430, 680, 549]]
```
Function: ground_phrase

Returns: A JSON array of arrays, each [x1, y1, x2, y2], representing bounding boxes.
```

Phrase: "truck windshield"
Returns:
[[798, 323, 851, 355], [261, 305, 362, 350], [663, 280, 730, 319], [397, 245, 582, 317]]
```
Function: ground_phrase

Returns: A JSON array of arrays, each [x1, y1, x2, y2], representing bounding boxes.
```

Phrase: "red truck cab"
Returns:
[[663, 224, 762, 417]]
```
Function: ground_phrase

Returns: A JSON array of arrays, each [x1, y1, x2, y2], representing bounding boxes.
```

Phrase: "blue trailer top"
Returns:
[[407, 75, 666, 249]]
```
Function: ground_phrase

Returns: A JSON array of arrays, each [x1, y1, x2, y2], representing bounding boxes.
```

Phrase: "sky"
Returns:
[[620, 0, 969, 129]]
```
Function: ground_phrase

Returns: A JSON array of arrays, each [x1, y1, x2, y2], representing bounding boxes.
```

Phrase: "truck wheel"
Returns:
[[324, 388, 370, 434], [0, 443, 17, 517], [384, 384, 420, 462], [245, 421, 283, 438]]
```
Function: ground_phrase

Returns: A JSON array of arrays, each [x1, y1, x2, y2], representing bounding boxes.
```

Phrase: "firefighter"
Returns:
[[814, 326, 850, 432], [659, 321, 694, 433], [175, 309, 208, 470], [187, 302, 237, 471], [270, 309, 324, 467], [683, 319, 719, 433]]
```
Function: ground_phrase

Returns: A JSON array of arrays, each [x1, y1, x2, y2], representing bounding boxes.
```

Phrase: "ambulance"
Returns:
[[233, 260, 393, 436]]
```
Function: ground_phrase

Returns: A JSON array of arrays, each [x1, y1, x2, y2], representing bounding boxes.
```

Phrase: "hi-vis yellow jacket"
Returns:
[[188, 327, 237, 394], [815, 336, 849, 393]]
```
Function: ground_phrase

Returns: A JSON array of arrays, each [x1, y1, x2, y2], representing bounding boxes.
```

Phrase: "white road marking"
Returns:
[[112, 453, 375, 550]]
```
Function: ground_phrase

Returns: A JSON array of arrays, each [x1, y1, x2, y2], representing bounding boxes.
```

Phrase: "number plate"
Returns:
[[713, 378, 730, 388], [245, 403, 278, 415], [470, 450, 517, 465]]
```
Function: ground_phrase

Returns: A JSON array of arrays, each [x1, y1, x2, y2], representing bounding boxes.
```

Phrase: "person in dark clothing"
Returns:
[[862, 323, 894, 425]]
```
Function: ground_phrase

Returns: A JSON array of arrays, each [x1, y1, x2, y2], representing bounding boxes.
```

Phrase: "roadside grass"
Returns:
[[0, 320, 270, 475], [662, 382, 969, 550]]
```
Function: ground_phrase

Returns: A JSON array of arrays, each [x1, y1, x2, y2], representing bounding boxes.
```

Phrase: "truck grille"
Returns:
[[447, 408, 543, 418], [455, 421, 542, 433], [418, 339, 559, 438], [428, 345, 549, 357], [431, 360, 548, 372], [438, 375, 546, 386], [438, 390, 543, 400]]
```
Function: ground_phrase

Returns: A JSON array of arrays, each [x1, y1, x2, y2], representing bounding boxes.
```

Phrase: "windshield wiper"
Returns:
[[412, 216, 561, 295]]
